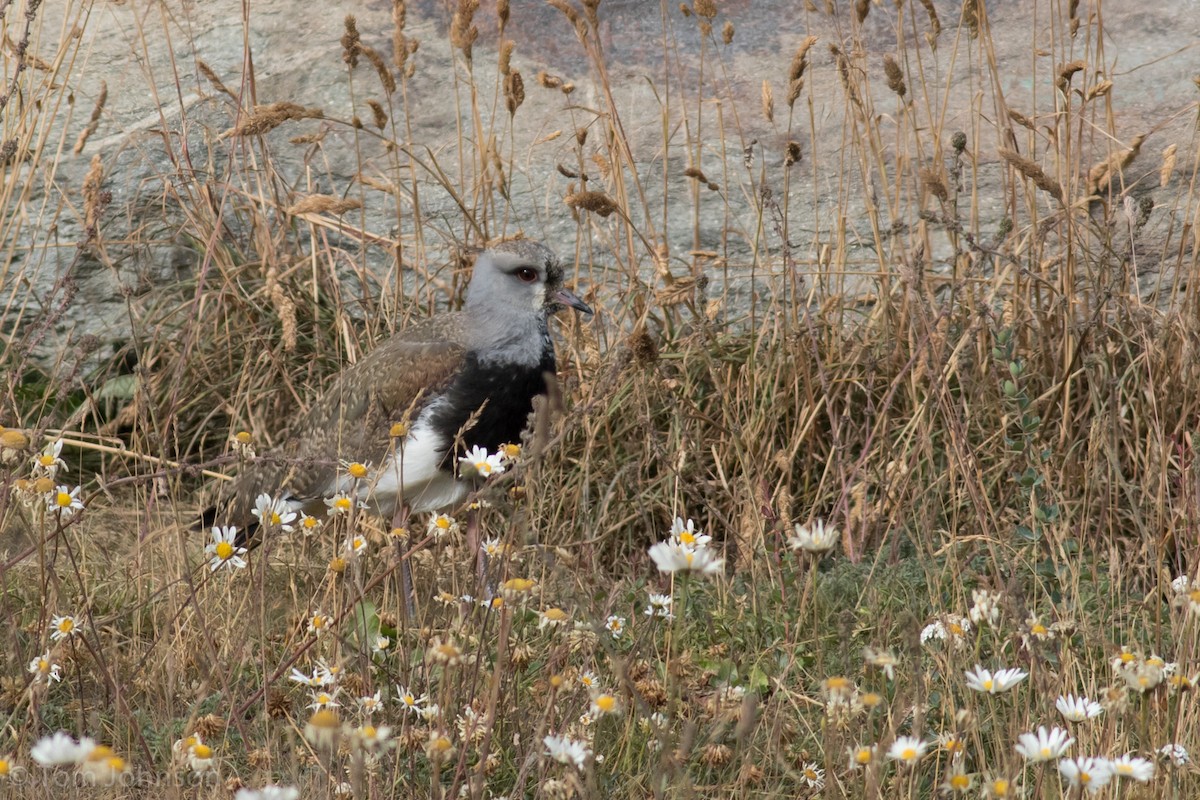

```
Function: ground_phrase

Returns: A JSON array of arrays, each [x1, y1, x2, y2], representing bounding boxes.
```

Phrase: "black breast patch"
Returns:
[[429, 349, 556, 468]]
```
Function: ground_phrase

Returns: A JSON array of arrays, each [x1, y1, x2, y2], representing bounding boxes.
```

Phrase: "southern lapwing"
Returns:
[[207, 239, 591, 542]]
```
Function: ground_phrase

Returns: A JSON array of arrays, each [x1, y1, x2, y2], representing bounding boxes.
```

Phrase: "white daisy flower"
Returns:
[[458, 445, 505, 479], [1158, 743, 1189, 765], [351, 723, 393, 752], [847, 744, 877, 770], [800, 761, 825, 788], [1015, 726, 1074, 762], [251, 493, 296, 532], [342, 534, 369, 558], [49, 614, 78, 642], [920, 614, 972, 648], [543, 733, 590, 770], [357, 691, 384, 716], [645, 592, 673, 619], [863, 647, 899, 680], [668, 516, 710, 548], [964, 665, 1027, 694], [604, 615, 626, 639], [788, 519, 838, 553], [32, 439, 66, 478], [31, 732, 95, 766], [1110, 754, 1154, 782], [324, 493, 361, 517], [887, 735, 929, 765], [1055, 694, 1103, 723], [968, 588, 1002, 627], [308, 688, 341, 711], [206, 525, 247, 572], [234, 786, 301, 800], [395, 684, 427, 715], [648, 541, 724, 575], [27, 651, 61, 684], [427, 513, 459, 539], [1057, 757, 1113, 793], [46, 485, 84, 519]]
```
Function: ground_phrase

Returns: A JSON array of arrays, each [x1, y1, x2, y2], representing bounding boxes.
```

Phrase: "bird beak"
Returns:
[[552, 287, 593, 315]]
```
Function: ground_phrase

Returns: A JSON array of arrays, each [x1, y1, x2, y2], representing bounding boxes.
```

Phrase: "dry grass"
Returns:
[[1, 0, 1199, 797]]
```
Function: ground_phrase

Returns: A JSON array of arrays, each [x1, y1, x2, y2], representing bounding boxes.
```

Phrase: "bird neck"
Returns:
[[465, 308, 552, 367]]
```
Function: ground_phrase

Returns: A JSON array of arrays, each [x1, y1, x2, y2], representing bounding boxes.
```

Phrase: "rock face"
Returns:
[[6, 0, 1197, 380]]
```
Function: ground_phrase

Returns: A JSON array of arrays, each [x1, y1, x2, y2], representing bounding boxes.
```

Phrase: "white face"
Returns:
[[467, 249, 553, 314]]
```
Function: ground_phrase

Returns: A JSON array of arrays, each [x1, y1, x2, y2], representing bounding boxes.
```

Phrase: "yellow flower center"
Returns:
[[543, 608, 568, 621], [503, 578, 535, 593], [312, 616, 326, 629], [362, 725, 377, 738], [804, 768, 818, 779], [429, 736, 452, 753], [950, 774, 970, 789], [303, 516, 318, 529], [475, 460, 489, 473], [1031, 623, 1047, 635], [982, 679, 994, 691], [901, 747, 916, 760], [269, 512, 282, 525], [58, 618, 74, 634], [389, 422, 408, 438], [215, 541, 234, 560], [38, 658, 49, 672], [1119, 652, 1135, 663], [991, 779, 1010, 796], [825, 676, 851, 691], [106, 756, 126, 772], [860, 692, 882, 707], [1079, 771, 1092, 785], [192, 744, 212, 758], [594, 695, 616, 713], [502, 443, 521, 458], [1040, 747, 1051, 758], [348, 462, 367, 478], [1190, 589, 1200, 603], [309, 709, 339, 728], [38, 454, 55, 467], [402, 694, 415, 706], [948, 623, 963, 635], [336, 497, 352, 511], [854, 748, 872, 764], [0, 759, 9, 776], [56, 492, 73, 508], [235, 431, 252, 444], [679, 531, 697, 545]]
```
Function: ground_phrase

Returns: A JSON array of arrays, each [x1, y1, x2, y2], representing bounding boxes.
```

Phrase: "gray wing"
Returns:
[[216, 314, 467, 528]]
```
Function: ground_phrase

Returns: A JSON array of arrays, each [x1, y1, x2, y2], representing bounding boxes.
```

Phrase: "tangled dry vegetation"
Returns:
[[2, 0, 1200, 797]]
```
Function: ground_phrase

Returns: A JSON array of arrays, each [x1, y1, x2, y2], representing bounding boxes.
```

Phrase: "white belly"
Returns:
[[332, 406, 469, 518]]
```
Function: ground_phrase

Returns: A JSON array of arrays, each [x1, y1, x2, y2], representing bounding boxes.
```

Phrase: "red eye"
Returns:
[[515, 267, 538, 283]]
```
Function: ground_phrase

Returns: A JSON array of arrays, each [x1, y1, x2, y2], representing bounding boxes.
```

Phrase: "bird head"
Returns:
[[466, 240, 592, 317]]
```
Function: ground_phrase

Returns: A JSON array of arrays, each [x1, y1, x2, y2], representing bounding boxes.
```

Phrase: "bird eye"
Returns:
[[514, 267, 539, 283]]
